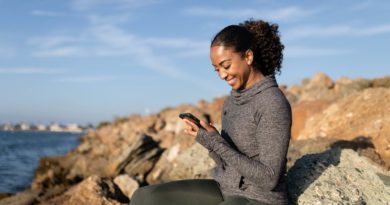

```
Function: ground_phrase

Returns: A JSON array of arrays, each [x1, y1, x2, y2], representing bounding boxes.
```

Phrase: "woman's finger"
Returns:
[[183, 119, 198, 130]]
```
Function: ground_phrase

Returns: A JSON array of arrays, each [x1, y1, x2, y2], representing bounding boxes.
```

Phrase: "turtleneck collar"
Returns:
[[230, 75, 278, 105]]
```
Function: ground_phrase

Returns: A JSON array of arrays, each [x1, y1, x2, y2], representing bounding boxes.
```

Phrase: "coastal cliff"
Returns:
[[1, 73, 390, 205]]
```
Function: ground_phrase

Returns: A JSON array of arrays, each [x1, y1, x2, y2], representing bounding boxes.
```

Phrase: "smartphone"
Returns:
[[179, 112, 203, 128]]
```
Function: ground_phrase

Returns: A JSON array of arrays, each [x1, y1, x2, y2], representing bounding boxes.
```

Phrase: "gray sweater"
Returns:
[[196, 75, 292, 205]]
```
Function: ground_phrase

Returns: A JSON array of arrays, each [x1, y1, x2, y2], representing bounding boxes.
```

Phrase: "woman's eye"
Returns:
[[224, 65, 231, 70]]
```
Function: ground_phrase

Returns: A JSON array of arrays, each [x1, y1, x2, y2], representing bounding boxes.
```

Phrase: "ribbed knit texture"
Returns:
[[196, 75, 292, 205]]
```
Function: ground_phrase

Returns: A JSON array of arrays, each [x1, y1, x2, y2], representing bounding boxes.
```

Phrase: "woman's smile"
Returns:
[[227, 77, 237, 87]]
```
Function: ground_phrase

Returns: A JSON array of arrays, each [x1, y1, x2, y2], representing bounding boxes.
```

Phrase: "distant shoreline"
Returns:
[[0, 123, 94, 133], [0, 130, 88, 134]]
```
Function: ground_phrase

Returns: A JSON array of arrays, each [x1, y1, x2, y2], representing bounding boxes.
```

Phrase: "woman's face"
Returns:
[[210, 45, 257, 90]]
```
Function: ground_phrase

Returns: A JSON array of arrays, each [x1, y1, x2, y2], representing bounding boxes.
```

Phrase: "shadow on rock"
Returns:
[[287, 148, 342, 204]]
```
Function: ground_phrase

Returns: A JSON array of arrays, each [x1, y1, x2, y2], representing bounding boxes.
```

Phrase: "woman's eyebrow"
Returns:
[[212, 59, 231, 67]]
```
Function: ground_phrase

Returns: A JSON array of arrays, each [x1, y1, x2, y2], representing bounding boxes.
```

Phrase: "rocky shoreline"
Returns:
[[1, 73, 390, 205]]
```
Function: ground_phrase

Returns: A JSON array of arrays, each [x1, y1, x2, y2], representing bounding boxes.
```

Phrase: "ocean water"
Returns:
[[0, 131, 82, 193]]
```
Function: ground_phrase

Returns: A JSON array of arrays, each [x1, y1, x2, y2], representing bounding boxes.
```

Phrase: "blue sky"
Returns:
[[0, 0, 389, 125]]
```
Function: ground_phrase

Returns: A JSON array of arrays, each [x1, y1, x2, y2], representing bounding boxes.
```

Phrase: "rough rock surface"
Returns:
[[0, 190, 40, 205], [288, 148, 390, 205], [147, 142, 215, 184], [287, 136, 385, 170], [297, 88, 390, 168], [113, 175, 139, 200], [42, 175, 129, 205]]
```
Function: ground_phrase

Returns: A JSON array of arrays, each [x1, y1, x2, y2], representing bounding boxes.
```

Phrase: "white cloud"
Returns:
[[57, 75, 119, 83], [71, 0, 160, 11], [31, 10, 65, 17], [87, 13, 132, 25], [182, 6, 316, 21], [285, 46, 353, 58], [0, 67, 66, 74], [143, 38, 208, 49], [27, 16, 213, 90], [285, 24, 390, 40], [33, 47, 84, 57], [28, 36, 79, 48]]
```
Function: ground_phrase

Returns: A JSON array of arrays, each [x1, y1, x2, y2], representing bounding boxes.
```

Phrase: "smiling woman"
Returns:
[[129, 19, 291, 205]]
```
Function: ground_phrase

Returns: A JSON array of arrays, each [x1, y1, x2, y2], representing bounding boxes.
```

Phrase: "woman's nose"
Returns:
[[218, 70, 228, 80]]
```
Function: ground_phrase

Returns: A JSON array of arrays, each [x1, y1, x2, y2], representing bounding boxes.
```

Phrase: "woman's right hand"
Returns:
[[183, 119, 218, 137]]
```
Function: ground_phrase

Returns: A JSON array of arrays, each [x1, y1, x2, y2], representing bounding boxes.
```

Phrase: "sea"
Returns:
[[0, 131, 83, 193]]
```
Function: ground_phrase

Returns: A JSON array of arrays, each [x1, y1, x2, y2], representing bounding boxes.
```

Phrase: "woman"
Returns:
[[130, 19, 291, 205]]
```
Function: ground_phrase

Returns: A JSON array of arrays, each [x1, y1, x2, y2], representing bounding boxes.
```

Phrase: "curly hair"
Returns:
[[211, 19, 284, 76]]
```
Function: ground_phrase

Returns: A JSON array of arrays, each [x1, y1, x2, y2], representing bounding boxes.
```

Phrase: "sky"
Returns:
[[0, 0, 389, 125]]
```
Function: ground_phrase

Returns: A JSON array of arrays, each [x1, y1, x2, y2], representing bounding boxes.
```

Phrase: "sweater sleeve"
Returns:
[[208, 150, 225, 166], [196, 99, 291, 191]]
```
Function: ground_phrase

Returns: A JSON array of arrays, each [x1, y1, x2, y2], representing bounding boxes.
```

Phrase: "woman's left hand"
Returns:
[[183, 119, 218, 137]]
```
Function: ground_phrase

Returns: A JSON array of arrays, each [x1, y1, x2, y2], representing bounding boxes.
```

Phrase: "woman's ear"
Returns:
[[245, 49, 254, 65]]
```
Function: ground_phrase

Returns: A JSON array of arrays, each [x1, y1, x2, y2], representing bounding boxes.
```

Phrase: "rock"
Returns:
[[287, 136, 385, 170], [147, 142, 215, 184], [372, 75, 390, 88], [306, 72, 334, 89], [297, 88, 390, 168], [42, 175, 129, 205], [291, 100, 332, 140], [288, 148, 390, 204], [197, 96, 226, 125], [104, 134, 163, 183], [31, 155, 80, 190], [0, 189, 40, 205], [0, 193, 11, 201], [113, 175, 139, 199], [33, 133, 163, 191], [333, 77, 372, 99]]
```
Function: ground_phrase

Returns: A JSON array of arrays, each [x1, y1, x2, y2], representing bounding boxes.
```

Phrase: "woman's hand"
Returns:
[[183, 119, 218, 137]]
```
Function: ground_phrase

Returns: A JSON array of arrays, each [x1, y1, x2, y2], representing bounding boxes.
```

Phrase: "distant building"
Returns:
[[2, 124, 14, 131], [66, 123, 83, 133], [20, 123, 30, 131], [49, 123, 66, 132], [36, 124, 48, 131], [0, 122, 93, 132]]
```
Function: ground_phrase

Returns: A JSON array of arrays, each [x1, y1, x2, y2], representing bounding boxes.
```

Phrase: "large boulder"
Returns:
[[287, 136, 385, 170], [32, 134, 163, 190], [41, 175, 129, 205], [0, 190, 40, 205], [297, 88, 390, 168], [288, 148, 390, 204], [291, 100, 332, 140], [113, 175, 139, 200], [147, 141, 215, 184]]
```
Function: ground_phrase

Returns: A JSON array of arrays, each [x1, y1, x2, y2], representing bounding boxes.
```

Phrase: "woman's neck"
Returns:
[[241, 70, 264, 90]]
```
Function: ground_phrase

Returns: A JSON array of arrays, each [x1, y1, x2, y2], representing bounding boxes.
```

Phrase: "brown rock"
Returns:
[[291, 100, 332, 140], [106, 134, 163, 182], [0, 193, 11, 201], [288, 136, 385, 170], [0, 190, 40, 205], [306, 72, 334, 89], [43, 175, 129, 205], [297, 88, 390, 168], [147, 142, 215, 184], [113, 175, 139, 199]]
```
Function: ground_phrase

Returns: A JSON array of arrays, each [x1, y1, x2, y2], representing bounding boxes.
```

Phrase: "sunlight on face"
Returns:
[[210, 45, 259, 90]]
